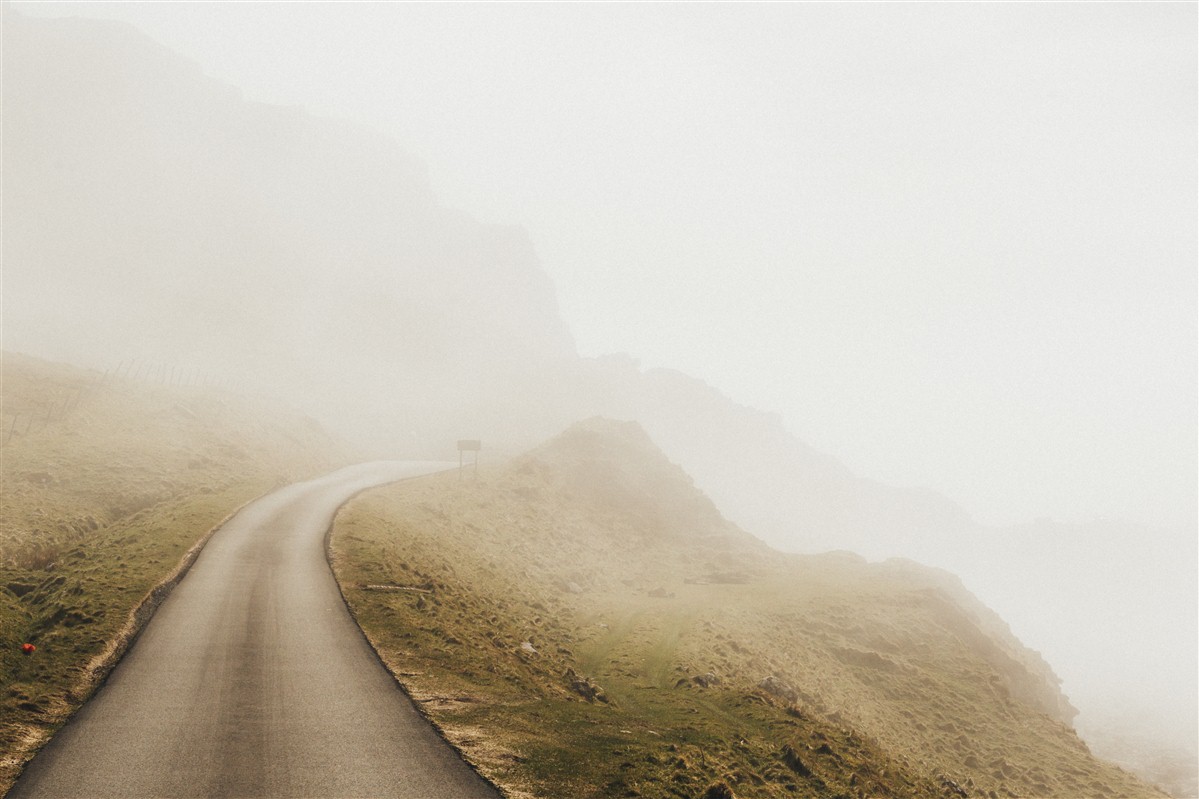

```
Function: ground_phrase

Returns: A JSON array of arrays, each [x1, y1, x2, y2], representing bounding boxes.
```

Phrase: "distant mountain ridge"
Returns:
[[1, 8, 971, 555]]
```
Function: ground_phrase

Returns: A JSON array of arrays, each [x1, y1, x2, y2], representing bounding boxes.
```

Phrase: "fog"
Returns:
[[4, 0, 1196, 789]]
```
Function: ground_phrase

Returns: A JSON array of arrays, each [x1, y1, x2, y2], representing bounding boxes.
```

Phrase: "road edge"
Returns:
[[0, 483, 279, 798], [323, 477, 509, 799]]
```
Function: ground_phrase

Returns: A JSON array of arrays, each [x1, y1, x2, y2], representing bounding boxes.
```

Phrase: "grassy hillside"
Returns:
[[0, 351, 343, 793], [331, 418, 1164, 799]]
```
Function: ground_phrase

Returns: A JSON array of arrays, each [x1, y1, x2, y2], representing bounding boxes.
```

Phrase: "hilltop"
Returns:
[[331, 418, 1161, 799]]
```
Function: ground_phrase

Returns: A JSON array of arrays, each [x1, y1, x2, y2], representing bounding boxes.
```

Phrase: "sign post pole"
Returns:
[[457, 439, 481, 480]]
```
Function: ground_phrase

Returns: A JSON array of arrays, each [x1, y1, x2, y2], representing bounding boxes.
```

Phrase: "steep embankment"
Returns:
[[331, 418, 1162, 799], [0, 351, 343, 794]]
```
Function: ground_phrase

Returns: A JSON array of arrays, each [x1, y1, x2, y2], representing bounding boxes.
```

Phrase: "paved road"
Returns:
[[11, 462, 500, 798]]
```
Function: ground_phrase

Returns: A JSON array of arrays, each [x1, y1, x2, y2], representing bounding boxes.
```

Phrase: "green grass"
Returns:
[[0, 351, 342, 794], [331, 419, 1165, 799]]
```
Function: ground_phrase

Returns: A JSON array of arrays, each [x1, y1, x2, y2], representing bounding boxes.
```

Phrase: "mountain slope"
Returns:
[[330, 418, 1161, 799]]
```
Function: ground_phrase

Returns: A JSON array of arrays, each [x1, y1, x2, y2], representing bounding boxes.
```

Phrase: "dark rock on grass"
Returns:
[[784, 704, 808, 720], [781, 744, 814, 778], [564, 668, 608, 703], [692, 672, 721, 688], [758, 675, 799, 703], [700, 781, 736, 799], [939, 775, 969, 797]]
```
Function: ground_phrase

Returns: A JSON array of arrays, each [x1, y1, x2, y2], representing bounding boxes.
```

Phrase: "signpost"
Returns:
[[457, 439, 481, 479]]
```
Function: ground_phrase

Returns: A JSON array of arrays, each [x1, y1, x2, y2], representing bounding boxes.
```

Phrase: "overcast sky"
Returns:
[[13, 1, 1197, 533]]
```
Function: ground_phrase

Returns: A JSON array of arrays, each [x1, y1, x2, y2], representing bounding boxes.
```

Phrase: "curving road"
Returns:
[[10, 461, 500, 798]]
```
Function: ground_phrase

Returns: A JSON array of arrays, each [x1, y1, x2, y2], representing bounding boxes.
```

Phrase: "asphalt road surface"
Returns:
[[11, 461, 500, 798]]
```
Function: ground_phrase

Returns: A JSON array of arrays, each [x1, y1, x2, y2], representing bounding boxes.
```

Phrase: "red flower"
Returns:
[[21, 643, 35, 655]]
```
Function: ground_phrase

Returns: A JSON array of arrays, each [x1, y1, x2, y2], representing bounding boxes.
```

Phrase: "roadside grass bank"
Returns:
[[0, 351, 343, 794]]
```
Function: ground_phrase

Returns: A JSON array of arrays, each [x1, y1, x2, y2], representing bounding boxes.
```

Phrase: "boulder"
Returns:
[[758, 675, 799, 703]]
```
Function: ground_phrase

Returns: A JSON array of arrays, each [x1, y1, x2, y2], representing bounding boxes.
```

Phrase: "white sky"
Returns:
[[12, 1, 1197, 532]]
